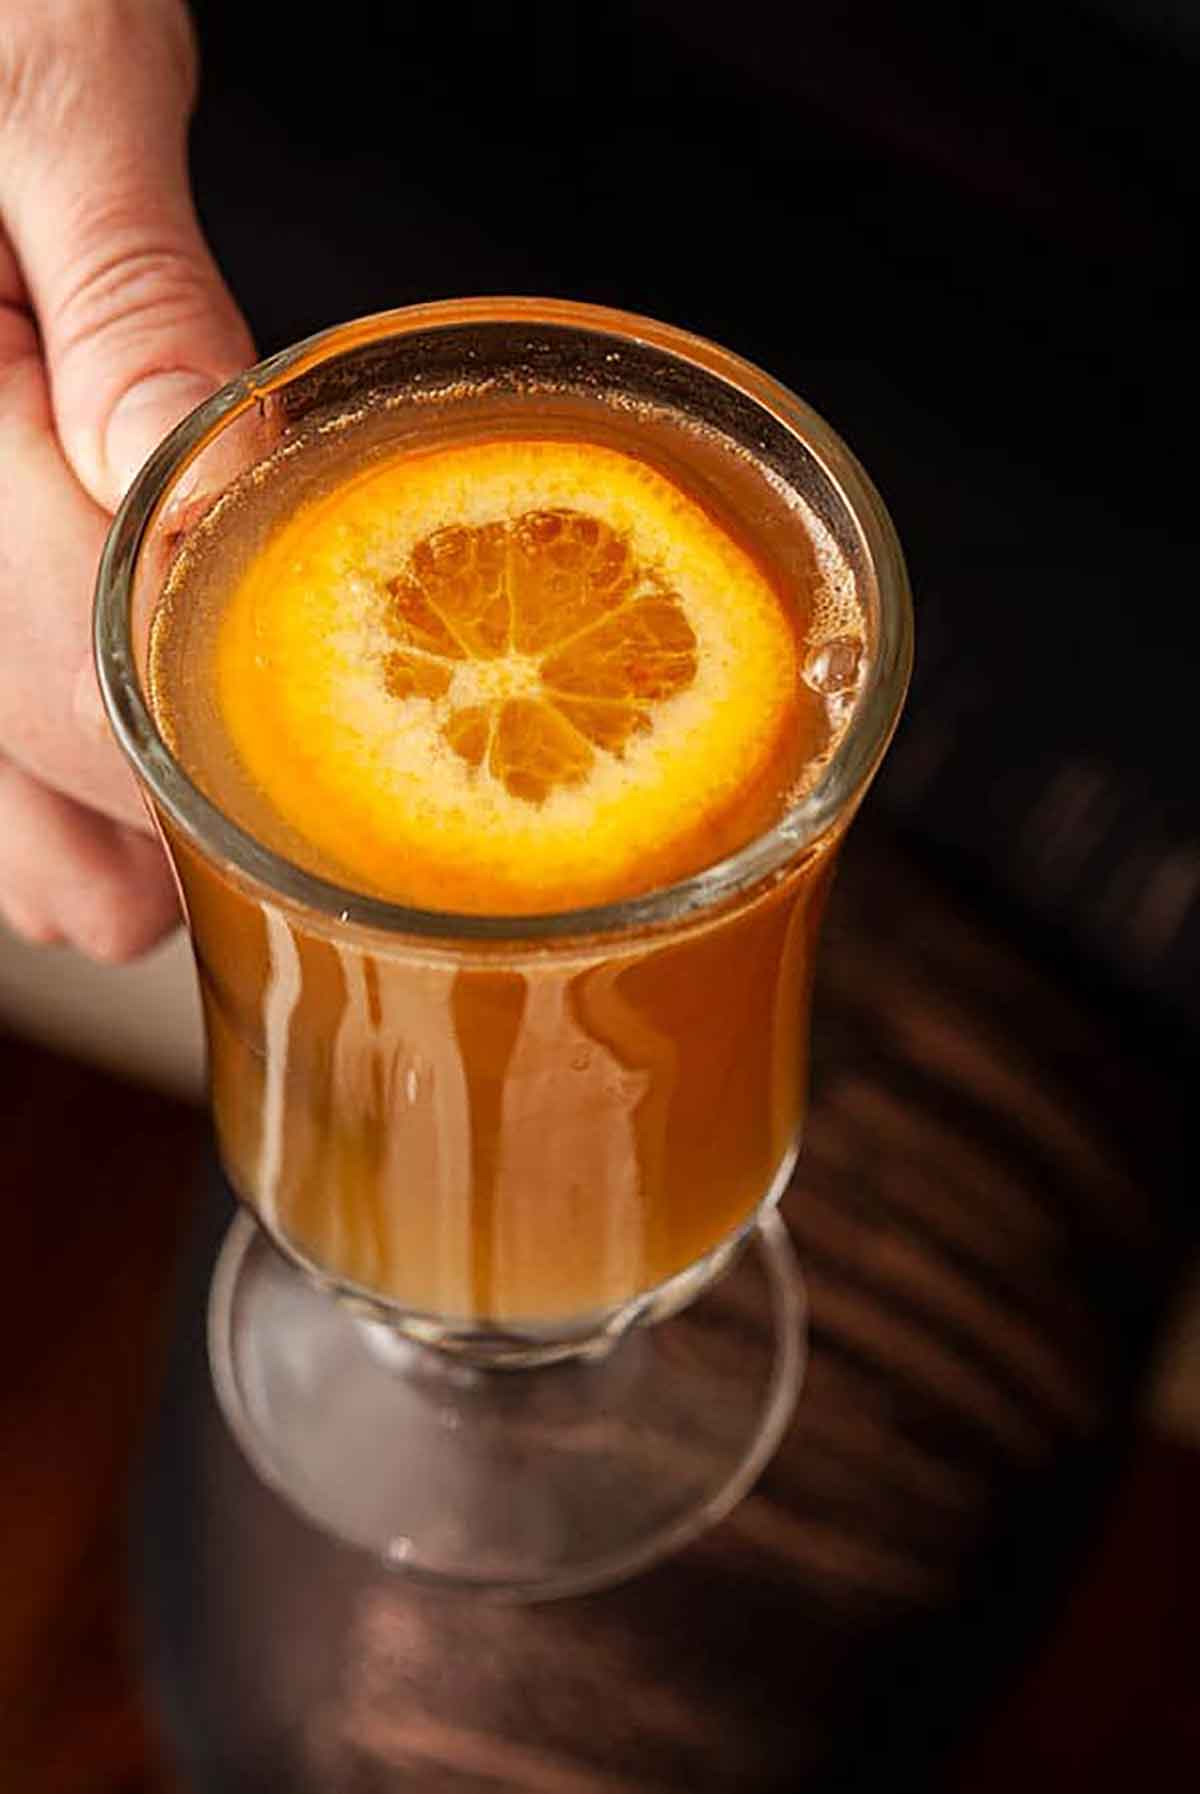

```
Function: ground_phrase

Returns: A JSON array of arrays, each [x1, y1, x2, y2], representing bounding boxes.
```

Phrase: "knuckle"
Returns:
[[1, 4, 196, 138], [51, 236, 217, 368], [0, 17, 68, 137]]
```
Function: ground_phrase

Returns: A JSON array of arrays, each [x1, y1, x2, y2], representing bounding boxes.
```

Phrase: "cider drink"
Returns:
[[132, 302, 896, 1338]]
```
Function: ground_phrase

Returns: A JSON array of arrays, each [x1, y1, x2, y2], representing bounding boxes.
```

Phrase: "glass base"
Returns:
[[208, 1210, 805, 1601]]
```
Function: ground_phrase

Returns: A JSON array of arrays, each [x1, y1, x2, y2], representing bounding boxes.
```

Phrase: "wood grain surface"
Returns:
[[1, 823, 1192, 1791]]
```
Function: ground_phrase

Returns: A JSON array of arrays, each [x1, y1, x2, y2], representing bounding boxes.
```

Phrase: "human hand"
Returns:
[[0, 0, 253, 957]]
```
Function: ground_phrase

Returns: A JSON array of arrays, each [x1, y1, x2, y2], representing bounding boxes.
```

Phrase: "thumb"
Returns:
[[0, 4, 254, 511]]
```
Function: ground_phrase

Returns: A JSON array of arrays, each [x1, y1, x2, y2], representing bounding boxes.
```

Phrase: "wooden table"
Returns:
[[0, 824, 1190, 1791]]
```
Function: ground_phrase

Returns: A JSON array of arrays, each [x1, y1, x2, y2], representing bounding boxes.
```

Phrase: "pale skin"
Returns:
[[0, 0, 253, 957]]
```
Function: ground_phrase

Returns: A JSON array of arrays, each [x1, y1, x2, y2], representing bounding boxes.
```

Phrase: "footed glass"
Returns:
[[95, 299, 911, 1598]]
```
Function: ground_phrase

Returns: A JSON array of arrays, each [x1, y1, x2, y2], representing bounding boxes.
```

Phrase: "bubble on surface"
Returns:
[[803, 634, 863, 696]]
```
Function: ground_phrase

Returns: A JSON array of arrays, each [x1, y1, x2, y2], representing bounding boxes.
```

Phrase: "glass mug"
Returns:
[[96, 299, 912, 1596]]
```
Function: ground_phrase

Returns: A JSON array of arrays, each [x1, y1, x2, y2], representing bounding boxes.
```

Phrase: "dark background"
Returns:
[[184, 0, 1199, 1046]]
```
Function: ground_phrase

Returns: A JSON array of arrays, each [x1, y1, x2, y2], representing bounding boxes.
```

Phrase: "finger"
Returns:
[[0, 0, 254, 512], [0, 758, 178, 961], [0, 280, 148, 827]]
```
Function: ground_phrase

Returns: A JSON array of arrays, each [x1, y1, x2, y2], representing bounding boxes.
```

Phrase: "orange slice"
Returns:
[[215, 439, 799, 911]]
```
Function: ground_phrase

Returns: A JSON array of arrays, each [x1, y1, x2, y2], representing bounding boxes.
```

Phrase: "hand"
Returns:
[[0, 0, 253, 957]]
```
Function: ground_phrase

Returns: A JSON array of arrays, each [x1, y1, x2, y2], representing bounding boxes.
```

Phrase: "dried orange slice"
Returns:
[[215, 439, 799, 911]]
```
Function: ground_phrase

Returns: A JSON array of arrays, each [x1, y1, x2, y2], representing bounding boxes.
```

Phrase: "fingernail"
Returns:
[[105, 371, 220, 502]]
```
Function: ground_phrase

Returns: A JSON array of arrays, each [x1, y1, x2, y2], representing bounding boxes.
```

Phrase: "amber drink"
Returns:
[[97, 300, 910, 1592], [143, 318, 878, 1338]]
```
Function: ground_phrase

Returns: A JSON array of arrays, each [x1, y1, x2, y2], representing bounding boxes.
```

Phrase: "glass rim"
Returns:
[[94, 297, 913, 944]]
